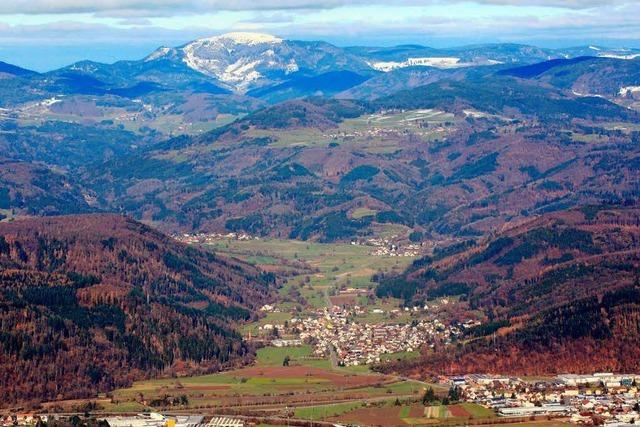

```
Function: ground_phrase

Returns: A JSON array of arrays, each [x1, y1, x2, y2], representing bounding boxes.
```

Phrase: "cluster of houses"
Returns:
[[296, 306, 460, 365], [369, 298, 460, 316], [104, 414, 245, 427], [256, 300, 466, 343], [324, 126, 409, 142], [259, 304, 278, 313], [350, 237, 422, 257], [323, 109, 451, 143], [0, 415, 247, 427], [271, 338, 303, 347], [0, 415, 50, 426], [446, 373, 640, 425], [173, 232, 257, 245]]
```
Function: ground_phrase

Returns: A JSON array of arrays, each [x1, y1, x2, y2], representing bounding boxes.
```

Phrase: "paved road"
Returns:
[[328, 344, 339, 369], [323, 286, 333, 308]]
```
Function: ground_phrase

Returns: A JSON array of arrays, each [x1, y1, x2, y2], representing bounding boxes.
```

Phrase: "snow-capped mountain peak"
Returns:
[[142, 32, 371, 93], [175, 32, 293, 91], [145, 46, 172, 62], [197, 32, 283, 46]]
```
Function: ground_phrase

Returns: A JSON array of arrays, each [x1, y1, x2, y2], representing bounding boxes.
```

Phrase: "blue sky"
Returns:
[[1, 1, 639, 71]]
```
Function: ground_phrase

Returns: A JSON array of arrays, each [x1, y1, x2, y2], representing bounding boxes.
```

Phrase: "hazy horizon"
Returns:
[[2, 34, 640, 73]]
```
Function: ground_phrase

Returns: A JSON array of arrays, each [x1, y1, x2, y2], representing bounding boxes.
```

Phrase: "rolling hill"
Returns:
[[0, 159, 94, 217], [375, 205, 640, 375], [0, 36, 639, 243], [375, 76, 638, 120], [499, 56, 640, 99], [0, 214, 274, 406], [69, 77, 640, 241], [0, 61, 37, 78]]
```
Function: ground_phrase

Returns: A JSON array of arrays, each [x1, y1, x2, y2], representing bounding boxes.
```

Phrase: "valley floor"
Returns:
[[36, 237, 458, 423]]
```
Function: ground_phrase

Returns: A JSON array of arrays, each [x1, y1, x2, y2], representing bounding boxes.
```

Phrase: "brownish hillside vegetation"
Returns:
[[0, 214, 274, 407], [375, 205, 640, 375]]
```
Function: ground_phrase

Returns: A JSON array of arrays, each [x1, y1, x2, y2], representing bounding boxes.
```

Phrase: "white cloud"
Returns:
[[0, 0, 628, 16], [0, 0, 638, 56]]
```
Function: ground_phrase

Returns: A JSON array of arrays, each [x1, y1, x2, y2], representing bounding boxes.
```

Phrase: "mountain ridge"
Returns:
[[374, 205, 640, 376]]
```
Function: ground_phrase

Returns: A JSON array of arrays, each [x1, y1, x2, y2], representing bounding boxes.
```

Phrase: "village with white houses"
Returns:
[[173, 232, 258, 245], [173, 232, 422, 257], [258, 304, 467, 366], [350, 237, 422, 257], [442, 372, 640, 425], [1, 414, 246, 427], [298, 306, 459, 366]]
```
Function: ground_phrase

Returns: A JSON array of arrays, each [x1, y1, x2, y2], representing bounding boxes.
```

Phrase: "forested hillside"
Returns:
[[0, 214, 274, 406], [375, 205, 640, 375], [1, 52, 640, 243], [78, 89, 640, 241]]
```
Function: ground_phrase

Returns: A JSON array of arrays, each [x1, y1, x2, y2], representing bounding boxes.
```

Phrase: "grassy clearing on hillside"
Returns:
[[0, 209, 17, 222], [380, 350, 420, 363], [243, 108, 457, 149], [256, 345, 314, 366], [350, 207, 378, 219], [245, 128, 327, 148]]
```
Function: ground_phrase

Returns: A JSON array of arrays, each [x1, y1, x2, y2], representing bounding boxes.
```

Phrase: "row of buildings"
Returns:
[[105, 414, 244, 427], [447, 373, 640, 425], [350, 237, 422, 257], [173, 232, 257, 244], [0, 414, 245, 427]]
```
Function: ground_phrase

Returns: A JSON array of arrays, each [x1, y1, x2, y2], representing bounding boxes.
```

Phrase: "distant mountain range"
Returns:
[[2, 33, 640, 104], [0, 33, 639, 241], [500, 56, 640, 98]]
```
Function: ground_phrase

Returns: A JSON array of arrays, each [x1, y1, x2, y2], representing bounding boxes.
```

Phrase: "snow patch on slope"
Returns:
[[145, 47, 172, 62], [368, 57, 502, 72], [200, 32, 283, 45], [370, 57, 462, 72], [179, 32, 291, 91], [599, 53, 640, 60], [620, 86, 640, 96]]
